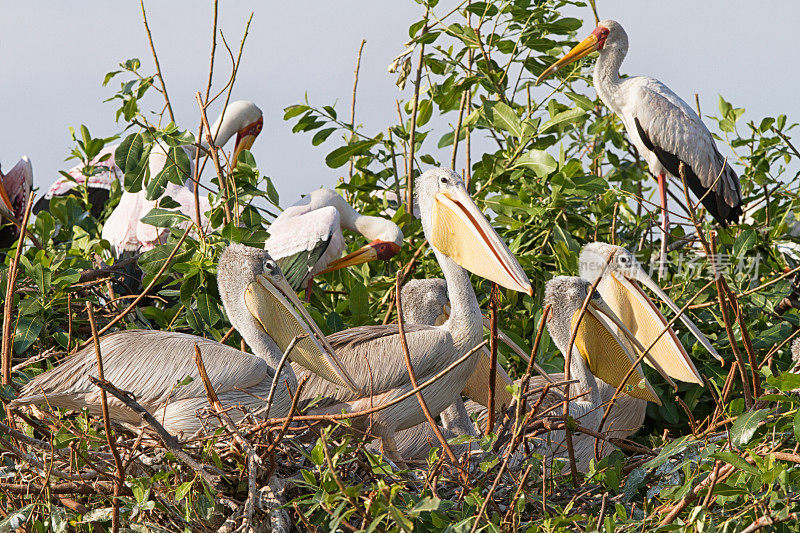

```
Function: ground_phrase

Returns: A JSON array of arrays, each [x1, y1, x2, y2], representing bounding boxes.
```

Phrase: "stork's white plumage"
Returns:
[[265, 188, 403, 291], [538, 20, 743, 273], [101, 101, 263, 255]]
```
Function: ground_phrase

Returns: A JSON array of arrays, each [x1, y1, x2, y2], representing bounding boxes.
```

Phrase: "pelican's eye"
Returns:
[[439, 176, 448, 184]]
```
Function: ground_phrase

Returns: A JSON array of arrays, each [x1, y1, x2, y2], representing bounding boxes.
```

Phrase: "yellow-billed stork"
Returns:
[[537, 20, 743, 272]]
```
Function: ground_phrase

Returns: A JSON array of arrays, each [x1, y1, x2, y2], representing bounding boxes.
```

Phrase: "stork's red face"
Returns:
[[232, 116, 264, 165], [536, 24, 608, 84], [592, 25, 610, 50], [371, 240, 402, 260]]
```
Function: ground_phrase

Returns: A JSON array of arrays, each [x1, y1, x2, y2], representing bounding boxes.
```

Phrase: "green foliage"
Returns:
[[3, 0, 800, 530]]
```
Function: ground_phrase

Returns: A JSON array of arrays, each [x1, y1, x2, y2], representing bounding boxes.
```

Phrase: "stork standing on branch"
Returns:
[[537, 20, 743, 276]]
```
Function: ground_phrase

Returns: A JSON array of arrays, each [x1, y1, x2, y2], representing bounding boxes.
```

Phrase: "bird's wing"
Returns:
[[266, 205, 341, 290], [102, 191, 145, 255], [626, 77, 741, 225], [13, 331, 273, 411], [295, 324, 456, 404]]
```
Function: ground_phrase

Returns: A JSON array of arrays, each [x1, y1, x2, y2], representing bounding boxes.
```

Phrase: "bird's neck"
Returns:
[[593, 48, 625, 113], [223, 295, 298, 388], [566, 345, 601, 425], [598, 379, 647, 436], [435, 248, 483, 349], [201, 112, 238, 150]]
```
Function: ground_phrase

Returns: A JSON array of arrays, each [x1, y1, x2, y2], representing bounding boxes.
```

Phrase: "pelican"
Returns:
[[265, 188, 403, 292], [0, 156, 33, 248], [509, 276, 661, 472], [10, 244, 356, 435], [290, 167, 532, 462], [77, 101, 261, 254], [537, 20, 743, 271], [579, 241, 721, 382]]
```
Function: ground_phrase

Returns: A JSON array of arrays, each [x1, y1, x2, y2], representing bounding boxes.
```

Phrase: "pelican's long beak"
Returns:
[[431, 186, 532, 295], [572, 300, 661, 404], [318, 241, 401, 275], [245, 272, 358, 392], [605, 269, 712, 385], [536, 33, 600, 85]]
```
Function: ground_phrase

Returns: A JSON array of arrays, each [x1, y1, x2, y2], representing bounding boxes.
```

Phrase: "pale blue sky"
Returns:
[[1, 1, 797, 207]]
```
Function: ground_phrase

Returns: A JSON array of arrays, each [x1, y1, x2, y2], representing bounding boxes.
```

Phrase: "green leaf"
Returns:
[[312, 127, 336, 146], [512, 149, 557, 177], [349, 282, 369, 320], [146, 146, 192, 200], [730, 409, 768, 448], [116, 132, 146, 174], [196, 293, 220, 326], [540, 108, 587, 134], [14, 316, 43, 354], [325, 140, 378, 168], [139, 207, 191, 228], [417, 99, 433, 127], [483, 101, 523, 138], [175, 480, 194, 501], [643, 435, 692, 470], [0, 504, 34, 532], [710, 451, 758, 474]]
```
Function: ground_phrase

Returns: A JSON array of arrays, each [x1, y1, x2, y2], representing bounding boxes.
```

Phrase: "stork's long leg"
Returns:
[[657, 172, 669, 279]]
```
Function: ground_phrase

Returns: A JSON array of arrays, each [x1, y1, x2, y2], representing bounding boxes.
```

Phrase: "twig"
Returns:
[[195, 92, 232, 224], [88, 376, 222, 487], [139, 0, 174, 123], [2, 195, 33, 386], [563, 252, 613, 483], [76, 226, 190, 351], [78, 254, 141, 283], [87, 303, 125, 533], [486, 283, 500, 434], [348, 39, 367, 182], [450, 89, 468, 169], [395, 272, 466, 482], [710, 231, 753, 409], [249, 340, 488, 428], [406, 9, 429, 214]]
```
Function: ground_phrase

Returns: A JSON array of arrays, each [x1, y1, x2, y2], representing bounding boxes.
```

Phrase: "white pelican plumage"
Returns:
[[11, 244, 355, 435], [0, 156, 33, 248], [99, 101, 263, 255], [265, 188, 403, 291], [290, 168, 532, 462], [537, 20, 743, 270]]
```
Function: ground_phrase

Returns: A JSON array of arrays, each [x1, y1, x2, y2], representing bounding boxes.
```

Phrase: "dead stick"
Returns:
[[88, 376, 222, 486], [87, 302, 125, 533], [395, 272, 466, 482], [348, 39, 366, 182], [139, 0, 175, 123], [486, 283, 500, 434], [77, 226, 190, 350], [406, 9, 429, 215], [2, 195, 33, 386]]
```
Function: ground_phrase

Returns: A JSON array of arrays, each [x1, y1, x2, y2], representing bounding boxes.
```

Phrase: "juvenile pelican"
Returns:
[[522, 276, 661, 472], [292, 168, 532, 462], [11, 244, 355, 435], [100, 101, 263, 255], [0, 156, 33, 248], [537, 20, 743, 272], [265, 188, 403, 291], [579, 242, 721, 383]]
